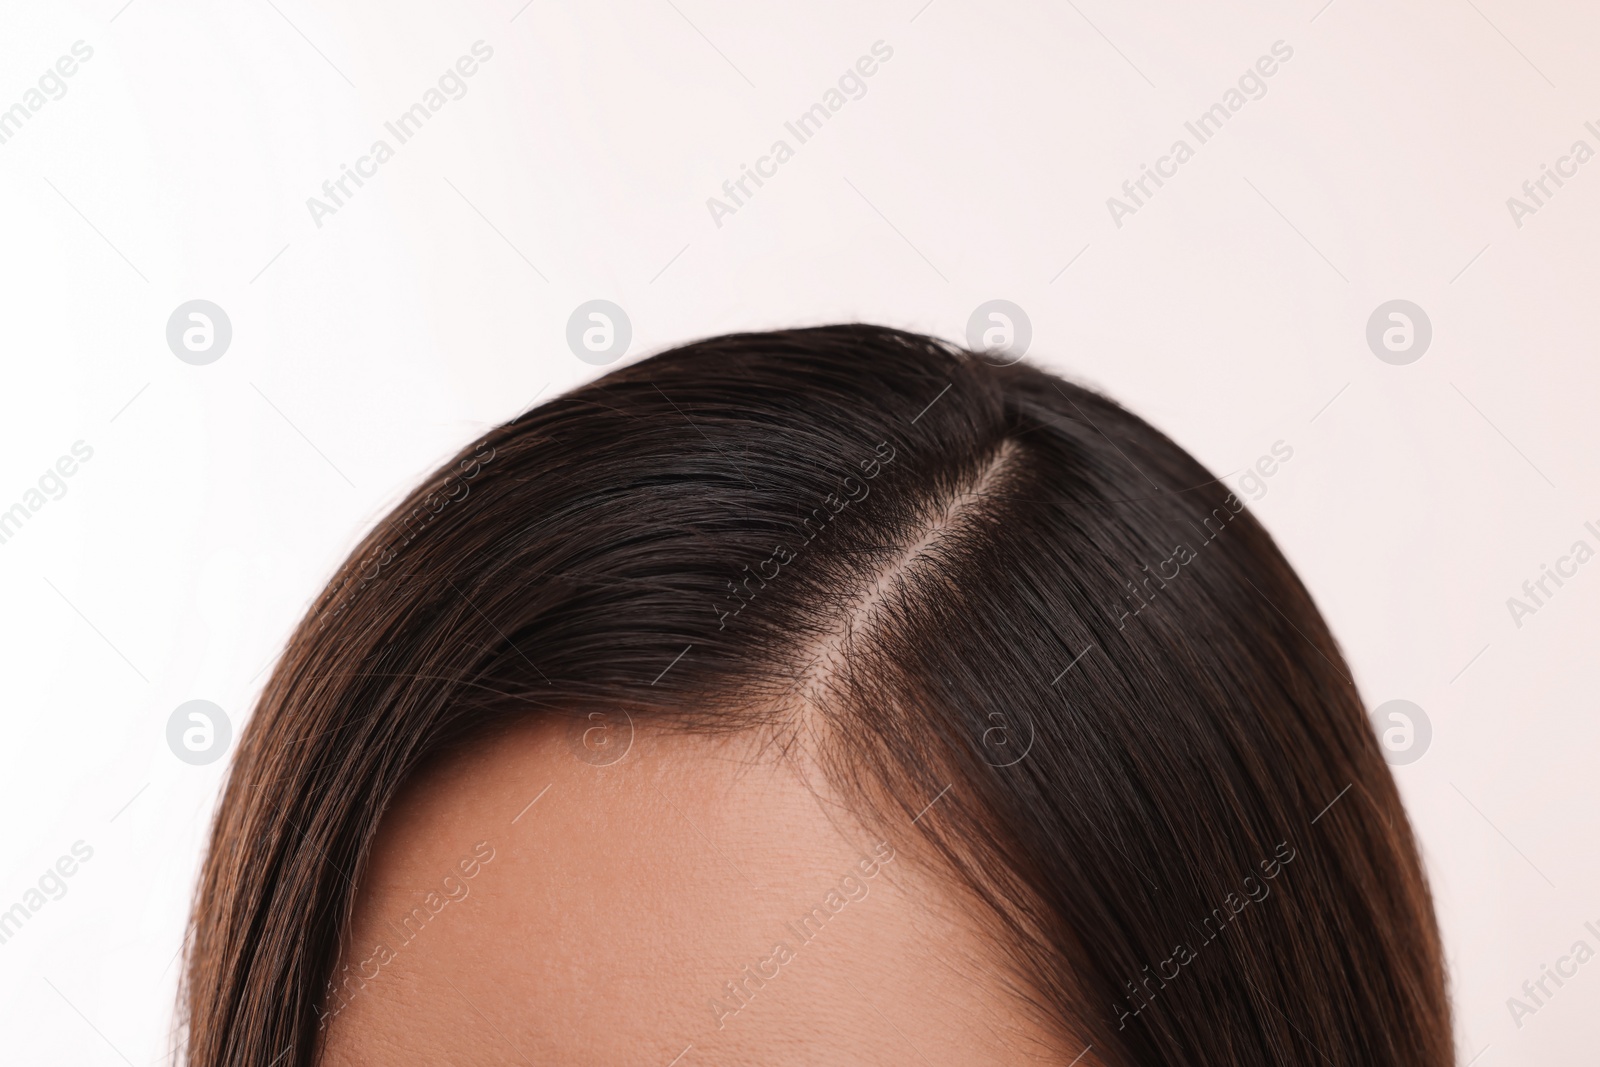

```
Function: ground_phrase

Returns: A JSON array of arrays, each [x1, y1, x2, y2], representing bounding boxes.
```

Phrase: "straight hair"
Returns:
[[182, 324, 1451, 1066]]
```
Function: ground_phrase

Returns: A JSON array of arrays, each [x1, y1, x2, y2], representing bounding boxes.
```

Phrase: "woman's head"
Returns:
[[183, 325, 1450, 1065]]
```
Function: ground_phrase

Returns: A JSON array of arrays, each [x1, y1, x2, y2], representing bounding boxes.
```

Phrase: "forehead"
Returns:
[[315, 718, 1061, 1066]]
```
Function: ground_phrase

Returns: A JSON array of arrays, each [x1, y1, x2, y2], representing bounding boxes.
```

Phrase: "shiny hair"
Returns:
[[182, 324, 1451, 1066]]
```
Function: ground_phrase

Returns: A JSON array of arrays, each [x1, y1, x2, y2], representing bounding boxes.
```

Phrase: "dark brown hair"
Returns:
[[182, 325, 1451, 1066]]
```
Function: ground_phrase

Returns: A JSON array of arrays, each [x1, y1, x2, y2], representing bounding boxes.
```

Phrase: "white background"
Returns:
[[1, 1, 1596, 1063]]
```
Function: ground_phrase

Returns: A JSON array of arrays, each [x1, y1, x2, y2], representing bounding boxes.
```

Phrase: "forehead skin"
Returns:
[[316, 716, 1065, 1066]]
